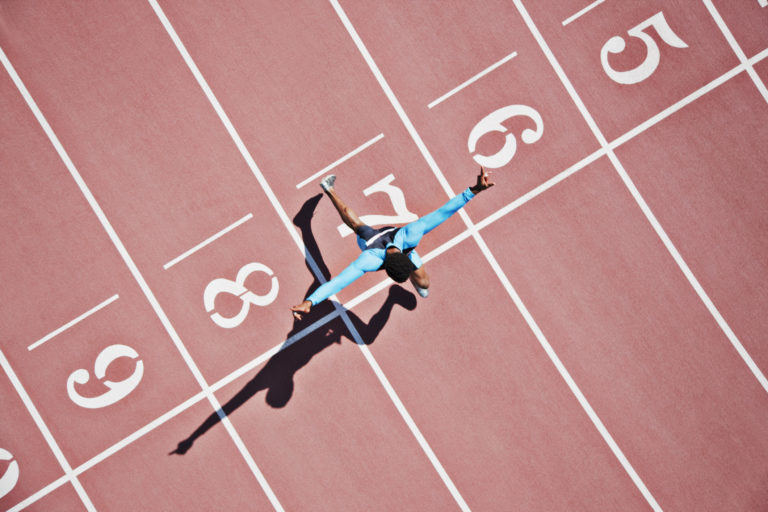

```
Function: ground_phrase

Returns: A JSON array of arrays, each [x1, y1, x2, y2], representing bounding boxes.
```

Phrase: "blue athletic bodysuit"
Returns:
[[306, 187, 476, 305]]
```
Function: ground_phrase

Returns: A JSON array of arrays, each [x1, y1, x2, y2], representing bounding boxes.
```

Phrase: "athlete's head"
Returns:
[[382, 250, 415, 283]]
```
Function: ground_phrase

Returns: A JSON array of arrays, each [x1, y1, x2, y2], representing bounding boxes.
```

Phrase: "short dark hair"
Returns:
[[382, 251, 415, 283]]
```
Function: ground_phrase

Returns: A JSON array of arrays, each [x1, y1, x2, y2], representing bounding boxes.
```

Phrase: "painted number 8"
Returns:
[[204, 262, 279, 329]]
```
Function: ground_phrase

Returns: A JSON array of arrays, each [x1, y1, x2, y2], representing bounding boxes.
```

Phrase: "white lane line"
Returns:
[[1, 48, 99, 512], [28, 294, 119, 351], [609, 63, 744, 149], [3, 19, 278, 512], [703, 0, 768, 103], [151, 1, 469, 510], [759, 0, 767, 8], [332, 0, 663, 508], [427, 51, 517, 109], [12, 147, 598, 509], [0, 349, 96, 512], [163, 213, 253, 270], [330, 2, 472, 510], [562, 0, 607, 26], [515, 0, 768, 396], [153, 2, 289, 510], [296, 133, 384, 189]]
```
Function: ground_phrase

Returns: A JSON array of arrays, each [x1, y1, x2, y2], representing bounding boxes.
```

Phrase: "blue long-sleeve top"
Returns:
[[306, 187, 476, 306]]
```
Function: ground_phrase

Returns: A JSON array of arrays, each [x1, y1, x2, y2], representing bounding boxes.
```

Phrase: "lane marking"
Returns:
[[703, 0, 768, 103], [163, 213, 253, 270], [0, 47, 100, 512], [516, 0, 768, 397], [151, 2, 471, 511], [760, 0, 767, 8], [562, 0, 607, 26], [28, 294, 119, 351], [427, 51, 518, 109], [0, 349, 96, 511], [333, 0, 664, 509], [296, 133, 384, 189], [329, 2, 472, 509], [3, 22, 278, 512], [6, 3, 762, 509]]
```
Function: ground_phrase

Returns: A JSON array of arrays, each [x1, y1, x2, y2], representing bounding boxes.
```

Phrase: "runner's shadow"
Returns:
[[170, 194, 416, 455]]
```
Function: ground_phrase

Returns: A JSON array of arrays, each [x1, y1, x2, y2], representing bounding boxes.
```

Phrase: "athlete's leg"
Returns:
[[320, 175, 364, 232]]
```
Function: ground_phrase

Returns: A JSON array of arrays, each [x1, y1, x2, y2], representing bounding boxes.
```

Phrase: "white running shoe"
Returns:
[[319, 174, 336, 191], [413, 283, 429, 298]]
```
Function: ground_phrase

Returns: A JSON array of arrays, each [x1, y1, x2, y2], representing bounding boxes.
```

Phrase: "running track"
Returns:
[[1, 1, 767, 510]]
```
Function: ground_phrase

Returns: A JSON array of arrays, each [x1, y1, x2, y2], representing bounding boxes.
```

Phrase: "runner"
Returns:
[[291, 167, 495, 319]]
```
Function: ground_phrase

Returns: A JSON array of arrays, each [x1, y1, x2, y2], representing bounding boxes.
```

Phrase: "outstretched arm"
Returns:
[[400, 167, 494, 244], [291, 251, 382, 320]]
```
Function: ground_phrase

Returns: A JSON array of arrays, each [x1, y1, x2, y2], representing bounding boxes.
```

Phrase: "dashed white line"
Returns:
[[427, 51, 517, 109], [163, 213, 253, 270], [562, 0, 607, 26], [28, 294, 119, 351], [296, 133, 384, 189]]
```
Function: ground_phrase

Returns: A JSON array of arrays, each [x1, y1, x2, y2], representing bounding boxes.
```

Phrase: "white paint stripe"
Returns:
[[150, 2, 471, 511], [329, 2, 472, 509], [427, 51, 517, 109], [3, 27, 279, 512], [163, 213, 253, 270], [515, 0, 768, 396], [7, 475, 70, 512], [609, 63, 744, 149], [12, 149, 595, 508], [562, 0, 606, 26], [331, 0, 664, 508], [28, 294, 119, 351], [296, 133, 384, 189], [759, 0, 767, 9], [703, 0, 768, 103], [0, 349, 96, 511]]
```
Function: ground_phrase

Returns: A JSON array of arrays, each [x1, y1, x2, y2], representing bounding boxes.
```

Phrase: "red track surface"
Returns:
[[1, 1, 767, 510]]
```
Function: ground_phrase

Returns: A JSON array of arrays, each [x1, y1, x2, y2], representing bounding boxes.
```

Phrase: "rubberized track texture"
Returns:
[[1, 0, 768, 510]]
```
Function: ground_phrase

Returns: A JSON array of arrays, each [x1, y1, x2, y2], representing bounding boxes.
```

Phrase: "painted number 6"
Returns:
[[601, 11, 688, 85], [467, 105, 543, 169]]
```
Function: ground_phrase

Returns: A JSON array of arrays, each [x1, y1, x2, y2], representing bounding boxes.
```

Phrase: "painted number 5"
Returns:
[[467, 105, 543, 169], [601, 11, 688, 84]]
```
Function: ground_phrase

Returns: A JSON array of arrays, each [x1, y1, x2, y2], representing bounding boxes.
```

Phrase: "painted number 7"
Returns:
[[601, 11, 688, 84], [337, 174, 417, 237]]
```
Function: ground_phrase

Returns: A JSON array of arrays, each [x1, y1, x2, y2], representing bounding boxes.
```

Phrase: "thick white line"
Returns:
[[163, 213, 253, 270], [703, 0, 768, 103], [2, 30, 280, 512], [515, 0, 768, 396], [427, 51, 517, 109], [331, 0, 665, 509], [296, 133, 384, 189], [329, 2, 472, 510], [149, 1, 471, 511], [759, 0, 767, 9], [0, 349, 96, 512], [28, 294, 119, 351], [562, 0, 607, 26]]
